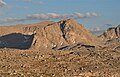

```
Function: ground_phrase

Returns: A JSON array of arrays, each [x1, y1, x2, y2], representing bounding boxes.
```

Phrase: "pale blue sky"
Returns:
[[0, 0, 120, 31]]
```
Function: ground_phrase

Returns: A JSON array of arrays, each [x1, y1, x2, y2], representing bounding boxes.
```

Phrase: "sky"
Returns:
[[0, 0, 120, 32]]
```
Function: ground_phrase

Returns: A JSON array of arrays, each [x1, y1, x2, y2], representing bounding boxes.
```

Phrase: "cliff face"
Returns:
[[32, 18, 101, 49], [0, 18, 101, 49]]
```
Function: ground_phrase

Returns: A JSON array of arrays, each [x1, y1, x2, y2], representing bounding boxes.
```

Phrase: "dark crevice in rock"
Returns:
[[57, 46, 69, 50], [59, 20, 67, 40], [56, 43, 96, 51], [115, 25, 120, 37], [81, 45, 95, 48]]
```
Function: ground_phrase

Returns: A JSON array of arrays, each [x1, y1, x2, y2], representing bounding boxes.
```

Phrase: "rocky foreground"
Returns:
[[0, 18, 120, 77], [0, 47, 119, 77]]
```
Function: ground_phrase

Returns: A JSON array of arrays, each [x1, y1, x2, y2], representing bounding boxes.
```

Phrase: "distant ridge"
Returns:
[[99, 24, 120, 41]]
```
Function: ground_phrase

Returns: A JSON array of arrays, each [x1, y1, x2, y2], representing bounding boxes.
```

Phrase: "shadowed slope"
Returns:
[[0, 33, 34, 49]]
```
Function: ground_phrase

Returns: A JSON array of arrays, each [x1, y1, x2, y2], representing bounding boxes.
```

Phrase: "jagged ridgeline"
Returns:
[[99, 24, 120, 41], [0, 18, 101, 49]]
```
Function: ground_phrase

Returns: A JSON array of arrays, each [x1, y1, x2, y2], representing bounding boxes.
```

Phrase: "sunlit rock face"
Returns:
[[31, 18, 101, 49], [0, 18, 101, 49]]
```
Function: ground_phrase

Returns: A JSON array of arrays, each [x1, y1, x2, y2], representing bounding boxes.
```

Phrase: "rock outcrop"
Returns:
[[99, 24, 120, 41], [99, 24, 120, 48], [32, 18, 101, 49], [0, 18, 101, 49]]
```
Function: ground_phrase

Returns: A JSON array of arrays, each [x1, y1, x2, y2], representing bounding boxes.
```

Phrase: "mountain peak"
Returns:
[[67, 18, 76, 21], [64, 18, 78, 24], [0, 19, 101, 49]]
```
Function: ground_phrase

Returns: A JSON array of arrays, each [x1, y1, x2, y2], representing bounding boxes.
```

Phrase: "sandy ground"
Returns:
[[0, 47, 119, 77]]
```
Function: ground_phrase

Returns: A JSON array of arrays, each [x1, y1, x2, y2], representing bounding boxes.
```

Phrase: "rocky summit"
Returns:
[[0, 18, 101, 49], [0, 19, 120, 77]]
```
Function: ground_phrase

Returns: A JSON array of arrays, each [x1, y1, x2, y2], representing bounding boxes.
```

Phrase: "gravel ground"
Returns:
[[0, 47, 119, 77]]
